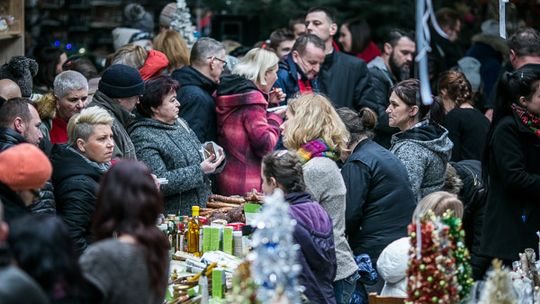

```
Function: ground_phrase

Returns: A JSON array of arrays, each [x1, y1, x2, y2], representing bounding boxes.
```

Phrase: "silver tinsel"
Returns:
[[170, 0, 198, 48], [248, 189, 302, 304]]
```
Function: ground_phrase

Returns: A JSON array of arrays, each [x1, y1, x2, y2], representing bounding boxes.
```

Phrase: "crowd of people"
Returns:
[[0, 2, 540, 304]]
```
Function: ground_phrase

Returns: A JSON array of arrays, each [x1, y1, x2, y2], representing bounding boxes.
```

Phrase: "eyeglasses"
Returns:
[[208, 56, 227, 67]]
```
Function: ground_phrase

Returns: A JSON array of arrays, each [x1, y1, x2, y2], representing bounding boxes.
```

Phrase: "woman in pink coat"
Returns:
[[215, 48, 285, 196]]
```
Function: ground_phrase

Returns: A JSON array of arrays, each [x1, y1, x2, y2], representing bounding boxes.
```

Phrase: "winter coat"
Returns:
[[303, 157, 358, 281], [286, 192, 337, 304], [274, 55, 320, 103], [0, 246, 49, 304], [390, 121, 453, 201], [443, 107, 490, 161], [366, 56, 400, 148], [129, 117, 216, 216], [341, 139, 415, 260], [172, 66, 218, 143], [0, 127, 56, 215], [428, 29, 463, 83], [318, 51, 374, 110], [88, 91, 137, 160], [376, 237, 409, 297], [450, 160, 485, 256], [465, 33, 507, 110], [51, 144, 105, 254], [481, 114, 540, 261], [215, 75, 282, 196], [0, 181, 29, 224]]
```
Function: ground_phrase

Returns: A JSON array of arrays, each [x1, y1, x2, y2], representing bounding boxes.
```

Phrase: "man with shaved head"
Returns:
[[0, 79, 22, 103]]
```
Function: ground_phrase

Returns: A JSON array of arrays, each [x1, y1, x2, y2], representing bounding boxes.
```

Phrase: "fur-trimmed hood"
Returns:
[[34, 93, 56, 121], [471, 33, 508, 56]]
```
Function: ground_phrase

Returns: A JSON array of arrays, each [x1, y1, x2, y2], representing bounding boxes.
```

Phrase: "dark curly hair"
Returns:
[[137, 75, 179, 118]]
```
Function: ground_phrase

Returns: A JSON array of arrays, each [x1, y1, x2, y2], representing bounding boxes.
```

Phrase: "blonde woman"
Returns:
[[50, 106, 115, 254], [280, 93, 358, 304], [153, 30, 190, 73], [377, 191, 464, 297], [215, 48, 285, 196]]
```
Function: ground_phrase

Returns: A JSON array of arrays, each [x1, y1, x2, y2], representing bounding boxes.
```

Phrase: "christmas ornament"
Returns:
[[248, 189, 301, 304]]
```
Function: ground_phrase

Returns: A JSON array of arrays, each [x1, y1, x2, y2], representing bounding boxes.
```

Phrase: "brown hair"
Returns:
[[262, 150, 306, 194], [92, 160, 169, 298], [336, 107, 377, 144], [438, 70, 473, 107], [153, 30, 190, 71]]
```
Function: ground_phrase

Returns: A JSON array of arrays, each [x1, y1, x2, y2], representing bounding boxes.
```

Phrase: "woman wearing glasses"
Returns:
[[215, 48, 286, 196]]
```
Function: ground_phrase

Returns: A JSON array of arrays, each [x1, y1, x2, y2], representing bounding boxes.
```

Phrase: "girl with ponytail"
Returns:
[[479, 65, 540, 274], [337, 107, 416, 296], [80, 160, 169, 304]]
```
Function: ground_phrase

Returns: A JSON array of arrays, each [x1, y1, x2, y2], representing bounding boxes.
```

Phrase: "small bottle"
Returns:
[[167, 220, 177, 255], [187, 206, 200, 256]]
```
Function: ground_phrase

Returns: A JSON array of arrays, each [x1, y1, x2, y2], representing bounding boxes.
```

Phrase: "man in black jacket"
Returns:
[[305, 7, 374, 110], [172, 38, 226, 143], [0, 98, 55, 216], [367, 29, 415, 148]]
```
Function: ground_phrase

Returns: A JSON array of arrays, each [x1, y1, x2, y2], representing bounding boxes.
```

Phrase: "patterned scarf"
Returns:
[[297, 139, 337, 163], [512, 103, 540, 139]]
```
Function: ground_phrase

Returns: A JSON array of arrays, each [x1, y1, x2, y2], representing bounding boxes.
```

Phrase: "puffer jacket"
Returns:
[[51, 144, 106, 254], [0, 127, 56, 215], [286, 192, 336, 304], [129, 117, 218, 215], [390, 120, 453, 201], [376, 237, 409, 297]]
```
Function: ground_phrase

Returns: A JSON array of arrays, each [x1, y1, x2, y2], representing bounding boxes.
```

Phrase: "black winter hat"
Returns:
[[99, 64, 144, 98]]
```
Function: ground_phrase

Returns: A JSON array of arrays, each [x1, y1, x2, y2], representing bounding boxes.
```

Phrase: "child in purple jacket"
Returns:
[[261, 150, 337, 304]]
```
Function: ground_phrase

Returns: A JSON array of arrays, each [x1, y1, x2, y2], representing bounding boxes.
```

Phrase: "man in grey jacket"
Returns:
[[88, 64, 144, 160], [367, 29, 415, 148]]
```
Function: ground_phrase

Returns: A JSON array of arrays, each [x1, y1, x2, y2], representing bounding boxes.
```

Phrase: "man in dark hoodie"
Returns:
[[171, 38, 226, 143]]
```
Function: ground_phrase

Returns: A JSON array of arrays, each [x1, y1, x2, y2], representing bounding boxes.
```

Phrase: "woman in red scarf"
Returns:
[[479, 65, 540, 276]]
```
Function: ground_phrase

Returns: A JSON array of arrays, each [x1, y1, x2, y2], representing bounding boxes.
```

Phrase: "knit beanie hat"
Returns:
[[123, 3, 154, 34], [159, 3, 177, 28], [0, 56, 39, 98], [98, 64, 144, 98], [0, 144, 52, 191]]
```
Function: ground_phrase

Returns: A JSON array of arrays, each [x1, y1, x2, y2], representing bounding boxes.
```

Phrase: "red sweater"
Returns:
[[50, 116, 68, 144]]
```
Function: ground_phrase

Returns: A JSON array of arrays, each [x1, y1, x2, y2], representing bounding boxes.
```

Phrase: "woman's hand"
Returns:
[[268, 88, 286, 105], [200, 151, 226, 174]]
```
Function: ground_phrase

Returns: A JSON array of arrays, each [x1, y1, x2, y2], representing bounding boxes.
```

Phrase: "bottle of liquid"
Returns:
[[187, 206, 200, 256]]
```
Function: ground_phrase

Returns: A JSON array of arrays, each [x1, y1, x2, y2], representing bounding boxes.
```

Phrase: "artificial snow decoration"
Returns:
[[170, 0, 198, 48], [248, 189, 301, 304]]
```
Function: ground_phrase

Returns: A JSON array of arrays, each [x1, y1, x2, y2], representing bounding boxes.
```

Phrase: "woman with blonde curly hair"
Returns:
[[215, 48, 285, 196], [438, 70, 490, 161], [281, 93, 358, 304], [153, 30, 190, 73]]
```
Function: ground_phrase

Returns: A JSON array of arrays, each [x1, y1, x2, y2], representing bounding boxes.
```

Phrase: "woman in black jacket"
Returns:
[[337, 107, 416, 293], [51, 106, 114, 254], [480, 65, 540, 272]]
